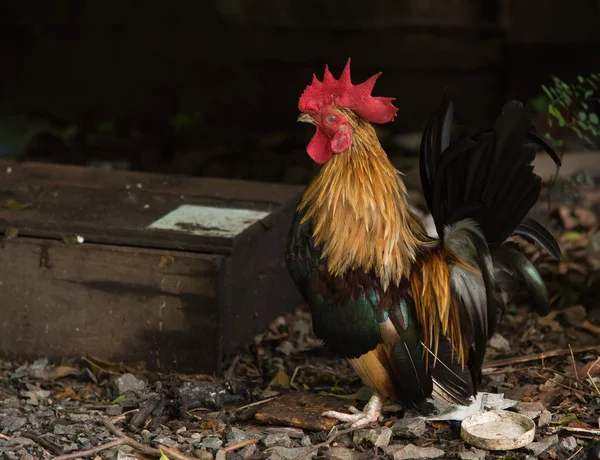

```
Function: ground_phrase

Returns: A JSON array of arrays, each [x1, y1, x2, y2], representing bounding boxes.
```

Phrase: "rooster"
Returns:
[[285, 59, 562, 427]]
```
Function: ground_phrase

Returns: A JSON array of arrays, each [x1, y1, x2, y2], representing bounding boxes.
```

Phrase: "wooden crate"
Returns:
[[0, 161, 304, 373]]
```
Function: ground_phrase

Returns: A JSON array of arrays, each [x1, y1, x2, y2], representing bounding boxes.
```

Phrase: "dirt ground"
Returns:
[[1, 179, 600, 460]]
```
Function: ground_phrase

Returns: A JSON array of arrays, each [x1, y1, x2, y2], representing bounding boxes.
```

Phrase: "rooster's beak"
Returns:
[[297, 113, 316, 125]]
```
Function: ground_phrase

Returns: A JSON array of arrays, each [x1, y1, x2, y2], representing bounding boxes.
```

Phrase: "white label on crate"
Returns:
[[148, 204, 270, 238]]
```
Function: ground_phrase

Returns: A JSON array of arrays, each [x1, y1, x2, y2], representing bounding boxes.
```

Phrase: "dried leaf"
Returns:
[[267, 370, 290, 392], [537, 314, 563, 332], [579, 358, 600, 377], [428, 421, 450, 429], [4, 227, 18, 239], [573, 207, 598, 229], [198, 419, 226, 433], [560, 305, 587, 327], [558, 207, 578, 230], [54, 386, 80, 400], [84, 355, 135, 376], [158, 256, 174, 269], [580, 320, 600, 335], [47, 365, 80, 380], [568, 420, 595, 429], [2, 199, 31, 211]]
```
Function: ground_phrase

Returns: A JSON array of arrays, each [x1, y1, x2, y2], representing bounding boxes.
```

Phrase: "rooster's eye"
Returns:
[[325, 114, 338, 125]]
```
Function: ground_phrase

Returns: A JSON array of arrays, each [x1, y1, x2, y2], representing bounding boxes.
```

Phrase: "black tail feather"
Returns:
[[388, 298, 434, 408], [492, 246, 552, 316], [428, 337, 475, 405], [420, 94, 561, 256], [513, 217, 562, 259]]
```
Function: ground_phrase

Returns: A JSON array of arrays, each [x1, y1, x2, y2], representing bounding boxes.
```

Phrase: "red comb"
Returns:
[[298, 58, 397, 124]]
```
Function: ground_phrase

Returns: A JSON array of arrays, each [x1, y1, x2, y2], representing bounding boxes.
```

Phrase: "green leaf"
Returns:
[[3, 199, 31, 211], [266, 370, 290, 391], [552, 414, 578, 426], [111, 394, 127, 404], [575, 119, 590, 131], [578, 75, 585, 83], [330, 380, 343, 393], [562, 231, 584, 242], [95, 120, 115, 134], [541, 84, 553, 99], [548, 104, 566, 126], [584, 90, 594, 98], [554, 98, 566, 108], [589, 113, 599, 125], [159, 449, 171, 460], [578, 111, 587, 121]]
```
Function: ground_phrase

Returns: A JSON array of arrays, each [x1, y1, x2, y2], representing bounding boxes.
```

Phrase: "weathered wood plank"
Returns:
[[255, 392, 354, 432], [223, 193, 303, 356], [0, 237, 223, 372], [0, 161, 302, 206], [0, 160, 304, 253]]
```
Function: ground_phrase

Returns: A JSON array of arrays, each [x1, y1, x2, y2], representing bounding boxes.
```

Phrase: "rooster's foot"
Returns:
[[322, 394, 383, 428]]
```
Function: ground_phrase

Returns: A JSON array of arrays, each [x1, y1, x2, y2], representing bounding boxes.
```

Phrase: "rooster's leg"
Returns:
[[322, 393, 383, 428]]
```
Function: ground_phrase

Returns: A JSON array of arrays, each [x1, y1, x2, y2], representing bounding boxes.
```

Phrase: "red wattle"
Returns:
[[306, 127, 333, 164]]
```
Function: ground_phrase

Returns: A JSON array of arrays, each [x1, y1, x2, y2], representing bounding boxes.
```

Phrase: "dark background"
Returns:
[[1, 1, 599, 184]]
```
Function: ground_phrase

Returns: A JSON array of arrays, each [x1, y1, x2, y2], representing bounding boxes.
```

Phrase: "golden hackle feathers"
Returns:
[[299, 109, 432, 291], [409, 249, 470, 369], [348, 346, 397, 400]]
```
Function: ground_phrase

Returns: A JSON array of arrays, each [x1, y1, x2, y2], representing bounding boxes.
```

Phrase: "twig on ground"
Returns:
[[81, 357, 122, 376], [233, 395, 279, 412], [223, 439, 260, 452], [569, 344, 579, 380], [159, 445, 201, 460], [541, 366, 598, 394], [20, 432, 62, 456], [53, 417, 197, 460], [293, 424, 373, 460], [566, 446, 584, 460], [549, 426, 600, 437], [483, 345, 600, 368], [535, 371, 595, 397], [587, 357, 600, 396], [53, 439, 128, 459], [110, 408, 139, 424], [482, 366, 535, 376]]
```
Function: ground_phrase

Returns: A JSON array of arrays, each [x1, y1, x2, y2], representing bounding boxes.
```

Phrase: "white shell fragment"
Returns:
[[423, 392, 517, 422], [461, 410, 535, 451]]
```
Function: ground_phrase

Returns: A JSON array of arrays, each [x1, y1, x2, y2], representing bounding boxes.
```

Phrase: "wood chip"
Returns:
[[255, 392, 353, 432]]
